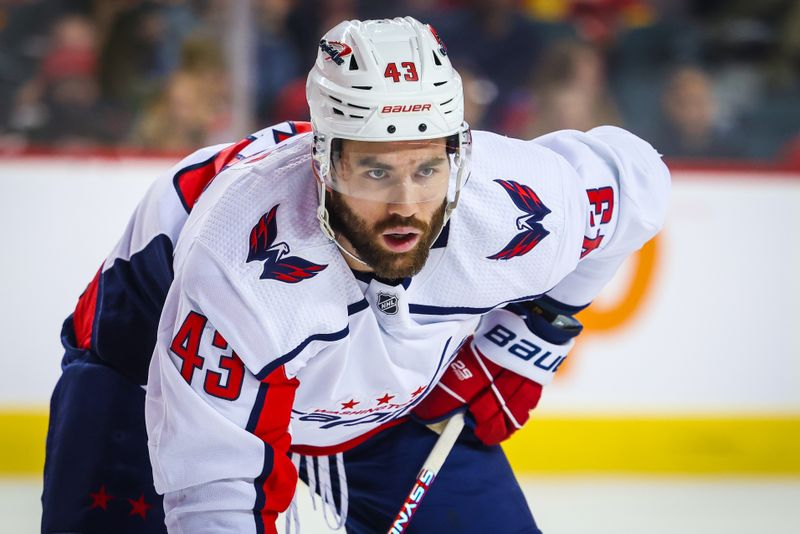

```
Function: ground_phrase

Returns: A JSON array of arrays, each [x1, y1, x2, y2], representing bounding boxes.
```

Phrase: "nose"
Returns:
[[384, 176, 422, 217], [387, 198, 419, 218]]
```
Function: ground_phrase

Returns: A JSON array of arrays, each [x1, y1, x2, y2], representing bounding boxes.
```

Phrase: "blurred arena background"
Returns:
[[1, 0, 798, 532]]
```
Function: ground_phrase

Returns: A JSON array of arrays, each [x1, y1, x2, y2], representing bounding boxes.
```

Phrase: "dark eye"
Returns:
[[366, 169, 387, 180], [418, 167, 436, 178]]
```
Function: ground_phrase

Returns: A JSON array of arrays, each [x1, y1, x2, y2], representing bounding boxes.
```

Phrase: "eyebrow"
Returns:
[[356, 156, 393, 170], [420, 157, 447, 167], [354, 156, 447, 169]]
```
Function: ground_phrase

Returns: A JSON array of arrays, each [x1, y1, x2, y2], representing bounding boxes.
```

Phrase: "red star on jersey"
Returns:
[[89, 485, 113, 510], [411, 386, 426, 397], [376, 393, 395, 405], [128, 494, 153, 519], [341, 399, 359, 410]]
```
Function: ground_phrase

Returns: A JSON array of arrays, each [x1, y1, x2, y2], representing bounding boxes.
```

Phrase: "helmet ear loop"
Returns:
[[312, 165, 337, 242], [444, 123, 472, 223], [311, 133, 337, 241]]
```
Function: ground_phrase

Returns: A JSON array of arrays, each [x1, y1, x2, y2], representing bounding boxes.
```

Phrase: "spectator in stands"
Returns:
[[8, 13, 126, 147], [653, 66, 742, 159], [132, 70, 215, 151], [254, 0, 302, 123], [519, 39, 620, 138], [435, 0, 547, 100], [457, 63, 498, 131], [131, 36, 230, 151], [0, 0, 61, 133], [1, 1, 795, 160], [98, 2, 168, 108]]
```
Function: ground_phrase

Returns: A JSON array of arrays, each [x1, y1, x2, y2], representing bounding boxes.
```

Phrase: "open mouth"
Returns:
[[381, 227, 421, 253]]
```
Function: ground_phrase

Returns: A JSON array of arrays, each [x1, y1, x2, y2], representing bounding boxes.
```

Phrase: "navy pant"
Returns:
[[301, 422, 541, 533], [42, 340, 165, 533], [43, 334, 540, 533]]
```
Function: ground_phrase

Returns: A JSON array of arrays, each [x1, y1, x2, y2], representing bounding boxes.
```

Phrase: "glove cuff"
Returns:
[[472, 309, 573, 386]]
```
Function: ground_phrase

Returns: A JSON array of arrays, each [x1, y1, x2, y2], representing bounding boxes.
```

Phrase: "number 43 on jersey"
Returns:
[[170, 311, 245, 400]]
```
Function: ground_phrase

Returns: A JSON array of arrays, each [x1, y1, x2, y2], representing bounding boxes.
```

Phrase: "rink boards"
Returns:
[[1, 156, 798, 475]]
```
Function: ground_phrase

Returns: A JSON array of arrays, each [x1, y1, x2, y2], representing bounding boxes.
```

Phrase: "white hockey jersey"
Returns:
[[145, 126, 670, 531]]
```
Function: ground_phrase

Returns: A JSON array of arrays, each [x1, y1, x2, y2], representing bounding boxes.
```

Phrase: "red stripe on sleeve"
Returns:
[[254, 366, 300, 531], [73, 265, 102, 350]]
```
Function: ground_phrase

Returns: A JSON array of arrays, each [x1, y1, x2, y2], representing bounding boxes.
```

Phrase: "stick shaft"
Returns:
[[387, 412, 466, 533]]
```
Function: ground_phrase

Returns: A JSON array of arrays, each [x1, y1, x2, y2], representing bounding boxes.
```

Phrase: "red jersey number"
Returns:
[[170, 312, 245, 401], [581, 186, 615, 259]]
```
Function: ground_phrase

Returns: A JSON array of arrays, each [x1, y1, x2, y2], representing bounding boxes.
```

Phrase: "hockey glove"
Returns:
[[413, 302, 582, 445]]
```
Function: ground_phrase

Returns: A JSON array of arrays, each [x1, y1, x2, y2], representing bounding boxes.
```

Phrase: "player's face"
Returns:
[[327, 139, 449, 279]]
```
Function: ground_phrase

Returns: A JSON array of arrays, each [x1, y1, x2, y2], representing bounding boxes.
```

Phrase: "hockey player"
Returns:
[[43, 16, 670, 534], [144, 16, 669, 533]]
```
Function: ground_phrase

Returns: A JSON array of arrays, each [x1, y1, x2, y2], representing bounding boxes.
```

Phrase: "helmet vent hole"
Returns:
[[387, 125, 396, 134], [351, 85, 372, 90], [349, 114, 364, 119], [329, 95, 343, 103], [349, 56, 359, 71], [347, 103, 370, 110], [333, 107, 344, 116], [440, 98, 454, 106], [433, 81, 448, 87], [432, 51, 442, 66]]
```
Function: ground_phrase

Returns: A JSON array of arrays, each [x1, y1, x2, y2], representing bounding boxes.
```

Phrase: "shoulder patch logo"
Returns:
[[377, 292, 399, 315], [246, 204, 327, 283], [487, 179, 551, 260]]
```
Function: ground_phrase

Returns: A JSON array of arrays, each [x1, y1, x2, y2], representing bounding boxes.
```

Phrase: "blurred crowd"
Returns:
[[1, 0, 799, 162]]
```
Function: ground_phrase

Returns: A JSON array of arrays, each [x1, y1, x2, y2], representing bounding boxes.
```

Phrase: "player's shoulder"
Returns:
[[175, 132, 324, 271], [470, 129, 571, 177], [459, 130, 575, 241], [465, 130, 580, 214]]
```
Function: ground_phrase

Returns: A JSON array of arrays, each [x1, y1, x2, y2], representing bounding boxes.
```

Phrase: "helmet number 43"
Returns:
[[384, 62, 419, 83]]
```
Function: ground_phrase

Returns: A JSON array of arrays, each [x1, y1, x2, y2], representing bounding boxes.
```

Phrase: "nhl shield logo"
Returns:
[[377, 292, 399, 315]]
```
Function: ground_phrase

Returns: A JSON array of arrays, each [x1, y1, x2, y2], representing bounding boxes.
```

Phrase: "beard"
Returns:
[[326, 191, 447, 280]]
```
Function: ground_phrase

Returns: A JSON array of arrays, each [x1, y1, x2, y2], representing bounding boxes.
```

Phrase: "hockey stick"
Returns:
[[387, 411, 466, 534]]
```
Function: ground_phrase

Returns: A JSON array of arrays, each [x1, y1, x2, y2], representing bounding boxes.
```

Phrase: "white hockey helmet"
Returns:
[[307, 17, 471, 240]]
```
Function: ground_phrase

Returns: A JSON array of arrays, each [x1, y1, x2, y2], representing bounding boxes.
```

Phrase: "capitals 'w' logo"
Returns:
[[246, 205, 327, 283], [487, 179, 551, 260]]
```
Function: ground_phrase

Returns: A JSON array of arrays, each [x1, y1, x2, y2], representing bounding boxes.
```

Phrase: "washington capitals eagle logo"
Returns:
[[487, 179, 551, 260], [246, 205, 327, 283]]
